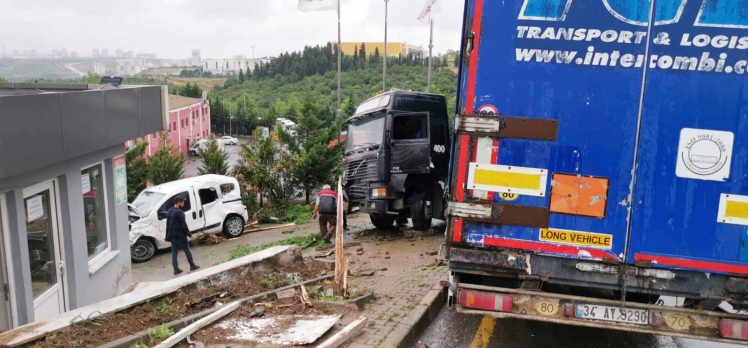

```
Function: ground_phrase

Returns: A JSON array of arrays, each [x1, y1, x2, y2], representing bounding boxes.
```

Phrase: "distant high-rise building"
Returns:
[[101, 49, 109, 57], [92, 49, 100, 58], [191, 49, 201, 67], [115, 49, 124, 58], [70, 51, 78, 58]]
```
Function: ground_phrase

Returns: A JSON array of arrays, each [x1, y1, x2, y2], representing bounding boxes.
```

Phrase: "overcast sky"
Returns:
[[0, 0, 464, 59]]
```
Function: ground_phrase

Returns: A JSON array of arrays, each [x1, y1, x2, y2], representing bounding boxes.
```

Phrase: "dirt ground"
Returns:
[[29, 259, 328, 348]]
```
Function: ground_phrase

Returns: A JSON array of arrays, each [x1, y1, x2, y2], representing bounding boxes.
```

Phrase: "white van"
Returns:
[[188, 139, 225, 156], [128, 174, 249, 262]]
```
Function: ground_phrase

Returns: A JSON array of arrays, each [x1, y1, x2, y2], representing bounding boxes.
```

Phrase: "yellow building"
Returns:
[[339, 42, 424, 57]]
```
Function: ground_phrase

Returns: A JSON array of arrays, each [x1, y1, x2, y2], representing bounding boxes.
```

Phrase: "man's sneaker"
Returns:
[[190, 265, 201, 272], [174, 269, 183, 275]]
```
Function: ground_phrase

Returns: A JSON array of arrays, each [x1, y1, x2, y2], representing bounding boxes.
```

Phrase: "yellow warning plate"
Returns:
[[539, 228, 613, 250], [718, 194, 748, 226], [467, 163, 548, 197]]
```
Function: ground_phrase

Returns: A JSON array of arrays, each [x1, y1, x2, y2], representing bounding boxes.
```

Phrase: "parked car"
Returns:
[[220, 135, 239, 145], [128, 174, 249, 262], [188, 139, 225, 156]]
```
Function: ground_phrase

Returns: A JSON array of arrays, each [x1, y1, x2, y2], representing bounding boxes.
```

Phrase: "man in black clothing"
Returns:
[[166, 197, 200, 275]]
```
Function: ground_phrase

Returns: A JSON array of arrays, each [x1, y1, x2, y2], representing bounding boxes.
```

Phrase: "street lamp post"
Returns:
[[383, 0, 389, 92]]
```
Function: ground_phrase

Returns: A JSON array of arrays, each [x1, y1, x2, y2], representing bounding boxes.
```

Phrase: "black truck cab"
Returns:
[[343, 90, 450, 230]]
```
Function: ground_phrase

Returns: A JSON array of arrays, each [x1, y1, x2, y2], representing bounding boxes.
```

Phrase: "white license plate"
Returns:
[[575, 304, 649, 325]]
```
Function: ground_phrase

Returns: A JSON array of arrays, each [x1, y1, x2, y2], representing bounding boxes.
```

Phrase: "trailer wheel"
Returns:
[[410, 191, 432, 230], [370, 214, 395, 229]]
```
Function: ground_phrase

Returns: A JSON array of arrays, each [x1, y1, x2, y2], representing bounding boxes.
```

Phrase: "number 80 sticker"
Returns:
[[499, 192, 520, 201]]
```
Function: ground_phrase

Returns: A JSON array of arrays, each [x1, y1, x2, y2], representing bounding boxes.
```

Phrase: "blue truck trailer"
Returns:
[[446, 0, 748, 342]]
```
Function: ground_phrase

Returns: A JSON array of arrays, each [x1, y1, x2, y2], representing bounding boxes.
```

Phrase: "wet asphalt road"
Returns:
[[417, 307, 744, 348]]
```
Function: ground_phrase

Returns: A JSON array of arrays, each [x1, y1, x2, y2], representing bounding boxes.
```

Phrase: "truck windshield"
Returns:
[[132, 191, 165, 216], [346, 114, 385, 152]]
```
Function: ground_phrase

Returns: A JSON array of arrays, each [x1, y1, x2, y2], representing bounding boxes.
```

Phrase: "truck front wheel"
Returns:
[[370, 214, 395, 229], [410, 191, 432, 230]]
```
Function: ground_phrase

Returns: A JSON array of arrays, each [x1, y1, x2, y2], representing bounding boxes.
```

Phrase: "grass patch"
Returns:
[[258, 204, 313, 225], [154, 297, 177, 316], [260, 275, 293, 289], [130, 342, 147, 348], [228, 234, 320, 260], [148, 324, 174, 341]]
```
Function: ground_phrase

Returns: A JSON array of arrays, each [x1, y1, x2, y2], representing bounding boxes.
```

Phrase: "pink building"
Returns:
[[140, 95, 211, 156]]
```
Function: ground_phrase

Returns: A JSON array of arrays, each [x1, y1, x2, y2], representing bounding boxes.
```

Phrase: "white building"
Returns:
[[203, 56, 270, 75], [191, 49, 201, 67]]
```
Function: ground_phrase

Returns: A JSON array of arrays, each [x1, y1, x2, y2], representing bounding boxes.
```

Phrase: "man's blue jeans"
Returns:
[[171, 240, 197, 271]]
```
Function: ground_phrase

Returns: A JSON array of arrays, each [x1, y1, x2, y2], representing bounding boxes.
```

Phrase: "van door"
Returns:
[[156, 190, 205, 239], [197, 185, 222, 232]]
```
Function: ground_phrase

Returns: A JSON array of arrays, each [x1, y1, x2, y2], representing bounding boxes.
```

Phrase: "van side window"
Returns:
[[157, 192, 191, 220], [393, 114, 428, 140], [220, 183, 236, 195], [199, 188, 219, 205]]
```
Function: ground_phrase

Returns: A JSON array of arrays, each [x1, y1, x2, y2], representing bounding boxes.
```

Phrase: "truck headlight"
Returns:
[[371, 187, 387, 198]]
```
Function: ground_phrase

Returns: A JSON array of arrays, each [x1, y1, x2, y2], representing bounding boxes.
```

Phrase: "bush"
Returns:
[[258, 204, 313, 224]]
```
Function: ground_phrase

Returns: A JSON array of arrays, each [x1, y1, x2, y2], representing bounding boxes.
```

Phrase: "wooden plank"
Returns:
[[153, 301, 240, 348], [315, 316, 367, 348]]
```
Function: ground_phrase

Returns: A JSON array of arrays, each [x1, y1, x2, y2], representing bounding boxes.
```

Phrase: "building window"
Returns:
[[82, 163, 110, 260]]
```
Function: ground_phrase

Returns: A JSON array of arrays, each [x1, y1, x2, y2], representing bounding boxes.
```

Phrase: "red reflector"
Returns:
[[562, 303, 575, 318], [720, 319, 748, 340], [458, 289, 513, 312], [439, 280, 449, 288]]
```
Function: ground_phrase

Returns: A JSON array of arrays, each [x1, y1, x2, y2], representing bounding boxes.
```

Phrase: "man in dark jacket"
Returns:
[[166, 197, 200, 275]]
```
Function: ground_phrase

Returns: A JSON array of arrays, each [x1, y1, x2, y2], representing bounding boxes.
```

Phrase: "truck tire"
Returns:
[[131, 238, 156, 263], [370, 214, 395, 229], [410, 191, 432, 230]]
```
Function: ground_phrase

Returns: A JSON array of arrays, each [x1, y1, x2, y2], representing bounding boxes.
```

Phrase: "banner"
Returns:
[[417, 0, 440, 24], [298, 0, 337, 12]]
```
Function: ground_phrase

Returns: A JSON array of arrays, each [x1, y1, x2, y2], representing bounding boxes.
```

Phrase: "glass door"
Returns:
[[23, 181, 65, 320]]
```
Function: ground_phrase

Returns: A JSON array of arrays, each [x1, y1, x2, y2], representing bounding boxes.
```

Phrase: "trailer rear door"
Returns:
[[625, 1, 748, 275]]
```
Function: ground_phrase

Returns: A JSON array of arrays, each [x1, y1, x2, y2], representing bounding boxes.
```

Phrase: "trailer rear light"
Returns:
[[720, 319, 748, 340], [459, 289, 512, 312], [439, 280, 449, 287]]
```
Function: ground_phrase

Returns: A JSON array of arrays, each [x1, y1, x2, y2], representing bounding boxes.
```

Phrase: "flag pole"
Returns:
[[427, 16, 433, 92], [383, 0, 389, 92], [337, 0, 342, 112]]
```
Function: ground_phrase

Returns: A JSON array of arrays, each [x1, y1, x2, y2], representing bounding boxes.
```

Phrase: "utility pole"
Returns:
[[427, 17, 433, 92], [337, 0, 342, 112], [383, 0, 389, 92]]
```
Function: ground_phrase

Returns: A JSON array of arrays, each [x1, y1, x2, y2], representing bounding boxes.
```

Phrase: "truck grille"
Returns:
[[344, 159, 377, 202]]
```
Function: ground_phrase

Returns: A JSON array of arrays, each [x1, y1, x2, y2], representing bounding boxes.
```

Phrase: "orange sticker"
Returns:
[[550, 174, 608, 218]]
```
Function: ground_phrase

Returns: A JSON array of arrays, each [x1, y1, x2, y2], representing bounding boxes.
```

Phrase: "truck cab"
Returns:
[[343, 90, 450, 230]]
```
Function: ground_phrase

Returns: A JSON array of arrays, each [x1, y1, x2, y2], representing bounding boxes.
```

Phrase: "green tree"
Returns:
[[147, 132, 185, 185], [177, 83, 202, 98], [358, 43, 367, 67], [238, 68, 245, 82], [125, 141, 149, 202], [197, 135, 229, 175]]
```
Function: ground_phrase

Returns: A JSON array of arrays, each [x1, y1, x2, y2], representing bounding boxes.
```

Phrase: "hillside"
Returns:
[[208, 45, 458, 135]]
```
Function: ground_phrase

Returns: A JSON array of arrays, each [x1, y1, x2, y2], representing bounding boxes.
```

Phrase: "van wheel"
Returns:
[[131, 238, 156, 263], [223, 215, 245, 238], [410, 191, 432, 231], [370, 214, 395, 229]]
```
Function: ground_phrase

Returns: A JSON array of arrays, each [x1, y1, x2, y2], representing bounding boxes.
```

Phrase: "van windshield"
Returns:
[[346, 113, 385, 152], [132, 191, 166, 216]]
